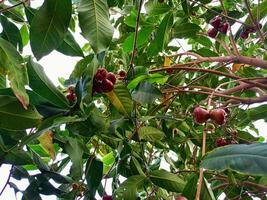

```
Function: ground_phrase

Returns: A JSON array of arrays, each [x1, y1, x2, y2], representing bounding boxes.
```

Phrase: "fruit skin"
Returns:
[[166, 68, 174, 74], [210, 16, 222, 29], [94, 68, 108, 82], [101, 79, 114, 93], [208, 28, 218, 38], [175, 196, 188, 200], [216, 137, 228, 147], [103, 195, 113, 200], [193, 106, 210, 124], [210, 109, 226, 125], [118, 69, 126, 78], [240, 31, 249, 39], [218, 23, 229, 34], [66, 92, 76, 102], [107, 72, 116, 85]]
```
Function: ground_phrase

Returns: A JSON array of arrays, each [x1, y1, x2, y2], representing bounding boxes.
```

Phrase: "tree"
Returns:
[[0, 0, 267, 199]]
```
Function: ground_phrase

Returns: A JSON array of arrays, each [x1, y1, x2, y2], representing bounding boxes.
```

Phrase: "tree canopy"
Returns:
[[0, 0, 267, 199]]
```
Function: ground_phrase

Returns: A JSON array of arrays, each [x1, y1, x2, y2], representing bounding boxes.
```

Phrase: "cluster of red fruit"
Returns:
[[215, 137, 232, 147], [193, 106, 227, 125], [93, 68, 116, 94], [66, 86, 77, 102], [208, 16, 229, 38], [240, 23, 262, 39]]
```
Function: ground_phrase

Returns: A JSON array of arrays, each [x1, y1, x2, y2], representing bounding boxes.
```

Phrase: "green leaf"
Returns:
[[0, 15, 23, 51], [78, 0, 114, 54], [194, 48, 219, 57], [149, 169, 185, 192], [0, 38, 29, 109], [172, 22, 201, 38], [202, 143, 267, 176], [0, 95, 42, 130], [65, 137, 84, 180], [147, 12, 174, 56], [106, 82, 133, 117], [145, 0, 171, 16], [245, 0, 267, 25], [30, 0, 72, 60], [139, 126, 165, 142], [114, 175, 146, 200], [27, 59, 70, 109], [247, 104, 267, 121], [132, 81, 162, 104], [0, 4, 24, 23], [123, 27, 153, 53], [85, 157, 103, 198], [20, 24, 29, 47], [56, 31, 84, 57], [1, 149, 33, 165]]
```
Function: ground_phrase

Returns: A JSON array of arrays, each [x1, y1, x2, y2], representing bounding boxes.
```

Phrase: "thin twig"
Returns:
[[0, 0, 27, 13], [0, 165, 13, 196]]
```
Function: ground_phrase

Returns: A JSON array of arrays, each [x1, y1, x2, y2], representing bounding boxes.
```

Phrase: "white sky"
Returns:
[[0, 0, 267, 199]]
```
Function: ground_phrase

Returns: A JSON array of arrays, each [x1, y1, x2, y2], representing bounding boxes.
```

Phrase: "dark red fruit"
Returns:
[[158, 0, 164, 2], [208, 28, 218, 38], [216, 138, 228, 147], [210, 16, 222, 29], [193, 106, 210, 124], [107, 72, 116, 85], [166, 68, 174, 74], [66, 92, 76, 102], [93, 82, 103, 94], [240, 31, 249, 39], [94, 68, 108, 82], [101, 79, 114, 93], [218, 23, 229, 34], [175, 196, 188, 200], [118, 70, 127, 78], [103, 195, 113, 200], [210, 108, 226, 125], [72, 183, 79, 190]]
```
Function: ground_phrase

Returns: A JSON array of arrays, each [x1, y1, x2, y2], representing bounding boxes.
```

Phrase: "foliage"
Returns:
[[0, 0, 267, 199]]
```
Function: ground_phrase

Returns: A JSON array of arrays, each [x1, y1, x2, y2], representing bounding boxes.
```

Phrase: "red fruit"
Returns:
[[207, 28, 218, 38], [209, 16, 222, 29], [72, 183, 79, 190], [118, 70, 127, 78], [240, 31, 249, 39], [66, 92, 76, 102], [94, 68, 108, 82], [193, 106, 210, 124], [103, 195, 113, 200], [175, 196, 188, 200], [216, 138, 228, 147], [218, 23, 229, 34], [166, 68, 174, 74], [101, 79, 114, 93], [210, 109, 226, 125], [107, 72, 116, 85]]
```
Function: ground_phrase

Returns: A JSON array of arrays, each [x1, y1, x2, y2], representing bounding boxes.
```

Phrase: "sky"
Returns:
[[0, 0, 267, 199]]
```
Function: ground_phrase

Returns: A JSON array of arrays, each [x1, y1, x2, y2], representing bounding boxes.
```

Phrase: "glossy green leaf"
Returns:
[[56, 31, 84, 57], [1, 148, 33, 165], [139, 126, 165, 142], [147, 12, 174, 56], [132, 81, 162, 104], [173, 22, 201, 38], [65, 137, 84, 180], [78, 0, 114, 53], [85, 157, 103, 198], [247, 104, 267, 121], [106, 82, 133, 117], [202, 143, 267, 176], [0, 15, 23, 51], [0, 4, 24, 23], [20, 24, 29, 47], [27, 59, 69, 109], [123, 27, 153, 53], [30, 0, 72, 60], [150, 169, 185, 192], [145, 0, 171, 16], [0, 95, 42, 130], [0, 38, 29, 108], [114, 175, 146, 200]]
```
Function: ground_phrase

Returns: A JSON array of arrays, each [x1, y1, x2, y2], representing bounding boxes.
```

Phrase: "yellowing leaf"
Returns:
[[163, 56, 171, 67], [38, 131, 55, 160], [231, 63, 244, 73]]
